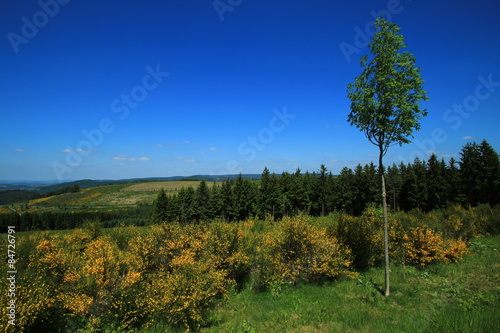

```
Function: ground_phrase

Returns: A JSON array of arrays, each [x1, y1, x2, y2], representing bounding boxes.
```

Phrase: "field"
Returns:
[[21, 181, 215, 210], [122, 181, 205, 192]]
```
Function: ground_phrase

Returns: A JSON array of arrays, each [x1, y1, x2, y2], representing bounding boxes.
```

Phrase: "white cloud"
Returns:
[[183, 140, 191, 144], [11, 148, 24, 152], [76, 148, 90, 153], [427, 150, 441, 155], [113, 155, 127, 160], [177, 157, 197, 163], [462, 136, 475, 140], [209, 147, 217, 151], [113, 155, 150, 161], [61, 149, 72, 153]]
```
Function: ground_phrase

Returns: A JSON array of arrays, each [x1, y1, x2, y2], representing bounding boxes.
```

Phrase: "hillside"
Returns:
[[0, 174, 259, 206], [0, 190, 39, 205], [21, 180, 218, 210]]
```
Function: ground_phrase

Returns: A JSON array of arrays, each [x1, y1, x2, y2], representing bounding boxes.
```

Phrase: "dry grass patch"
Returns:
[[123, 181, 214, 192]]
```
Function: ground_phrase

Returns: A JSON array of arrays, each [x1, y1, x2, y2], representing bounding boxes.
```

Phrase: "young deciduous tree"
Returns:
[[347, 17, 428, 296]]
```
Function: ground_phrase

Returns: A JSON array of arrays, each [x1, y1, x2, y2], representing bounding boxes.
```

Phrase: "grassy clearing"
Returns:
[[20, 181, 219, 210], [122, 181, 207, 192], [199, 235, 500, 333]]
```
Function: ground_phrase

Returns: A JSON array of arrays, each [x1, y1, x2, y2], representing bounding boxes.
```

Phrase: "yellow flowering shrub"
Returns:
[[442, 237, 469, 264], [258, 215, 355, 288], [0, 273, 56, 332], [132, 222, 233, 330], [206, 222, 251, 282], [142, 255, 230, 330], [402, 226, 468, 266], [403, 226, 445, 266]]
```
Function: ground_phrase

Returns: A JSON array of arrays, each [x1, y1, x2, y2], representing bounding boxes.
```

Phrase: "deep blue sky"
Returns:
[[1, 0, 499, 181]]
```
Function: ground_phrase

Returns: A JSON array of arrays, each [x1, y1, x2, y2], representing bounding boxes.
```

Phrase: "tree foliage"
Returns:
[[347, 17, 428, 155]]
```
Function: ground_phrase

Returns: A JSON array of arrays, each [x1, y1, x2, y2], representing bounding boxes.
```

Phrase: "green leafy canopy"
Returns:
[[347, 17, 429, 156]]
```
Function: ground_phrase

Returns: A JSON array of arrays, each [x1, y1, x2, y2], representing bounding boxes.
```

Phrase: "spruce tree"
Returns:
[[151, 188, 169, 224], [195, 180, 210, 222], [479, 140, 500, 206]]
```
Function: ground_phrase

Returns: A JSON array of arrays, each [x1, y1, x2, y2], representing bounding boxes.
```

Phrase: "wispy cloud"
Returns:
[[11, 148, 24, 152], [208, 147, 217, 151], [462, 136, 475, 140], [177, 157, 197, 163], [427, 150, 441, 155], [61, 148, 72, 153], [113, 155, 150, 161]]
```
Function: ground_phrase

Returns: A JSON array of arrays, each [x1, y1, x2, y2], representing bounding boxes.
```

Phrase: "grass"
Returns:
[[196, 235, 500, 333]]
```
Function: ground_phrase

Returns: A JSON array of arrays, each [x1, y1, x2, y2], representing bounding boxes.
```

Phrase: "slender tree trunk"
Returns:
[[379, 148, 390, 296]]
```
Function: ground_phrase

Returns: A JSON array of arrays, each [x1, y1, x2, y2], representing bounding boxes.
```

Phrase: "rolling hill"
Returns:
[[18, 180, 220, 210]]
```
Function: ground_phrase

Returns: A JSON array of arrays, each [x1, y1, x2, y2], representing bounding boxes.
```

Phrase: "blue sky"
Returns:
[[1, 0, 499, 181]]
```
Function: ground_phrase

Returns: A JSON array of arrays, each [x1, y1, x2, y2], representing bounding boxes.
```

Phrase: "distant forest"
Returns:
[[151, 140, 500, 223]]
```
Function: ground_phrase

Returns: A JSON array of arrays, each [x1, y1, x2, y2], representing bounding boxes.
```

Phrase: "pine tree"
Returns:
[[479, 140, 500, 206], [386, 163, 402, 212], [459, 142, 482, 206], [206, 184, 223, 220], [194, 180, 211, 222], [150, 188, 169, 224], [291, 168, 311, 214], [426, 154, 448, 211], [178, 187, 196, 223], [220, 178, 233, 222], [336, 167, 355, 215], [401, 158, 428, 211], [446, 157, 462, 204]]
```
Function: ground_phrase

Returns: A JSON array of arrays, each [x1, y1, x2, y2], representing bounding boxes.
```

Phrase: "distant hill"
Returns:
[[0, 174, 261, 207], [36, 176, 255, 194], [0, 190, 39, 205]]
